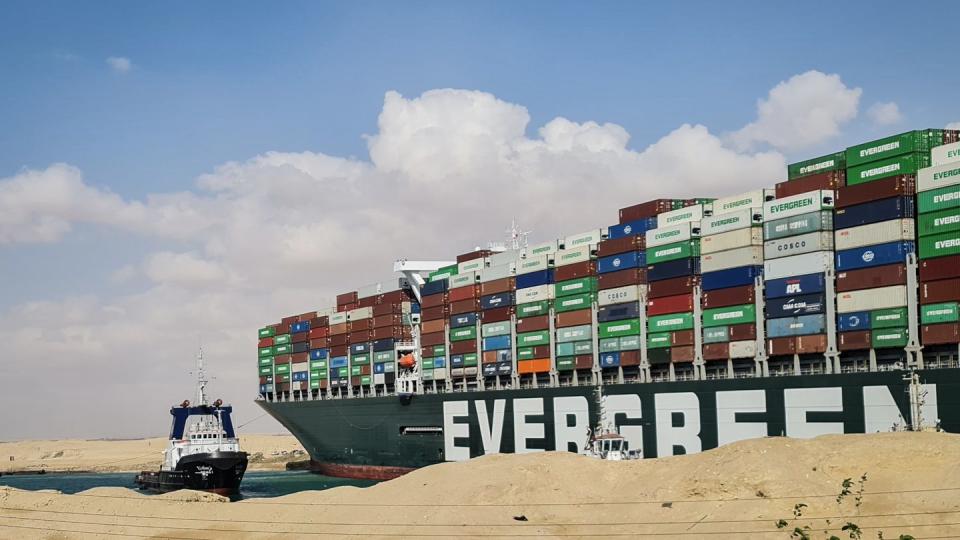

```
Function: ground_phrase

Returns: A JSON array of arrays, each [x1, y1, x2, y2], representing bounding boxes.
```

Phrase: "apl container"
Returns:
[[834, 241, 914, 271], [834, 220, 916, 251], [700, 246, 764, 273], [836, 285, 908, 313], [700, 207, 763, 236], [700, 228, 763, 254], [762, 190, 835, 221], [834, 197, 915, 230], [701, 265, 762, 291], [763, 211, 834, 241], [764, 231, 834, 260], [764, 251, 833, 280]]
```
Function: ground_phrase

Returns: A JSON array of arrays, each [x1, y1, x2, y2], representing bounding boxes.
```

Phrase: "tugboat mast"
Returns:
[[196, 346, 209, 407]]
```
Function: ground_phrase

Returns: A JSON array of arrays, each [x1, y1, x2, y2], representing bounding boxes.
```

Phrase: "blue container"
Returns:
[[291, 321, 310, 333], [598, 251, 645, 274], [834, 196, 915, 230], [421, 279, 449, 297], [432, 357, 446, 368], [350, 343, 370, 355], [835, 241, 914, 272], [496, 361, 513, 375], [330, 356, 349, 368], [765, 293, 826, 318], [309, 348, 329, 361], [766, 314, 827, 338], [516, 269, 554, 289], [482, 364, 497, 377], [597, 302, 641, 322], [451, 355, 464, 367], [764, 273, 826, 299], [291, 342, 308, 354], [292, 372, 308, 382], [647, 257, 701, 282], [600, 351, 621, 368], [482, 335, 512, 351], [608, 217, 657, 239], [259, 384, 272, 394], [838, 312, 871, 332], [450, 313, 478, 328], [701, 265, 762, 291], [372, 338, 394, 352], [481, 292, 515, 310], [373, 363, 385, 374], [411, 301, 421, 314]]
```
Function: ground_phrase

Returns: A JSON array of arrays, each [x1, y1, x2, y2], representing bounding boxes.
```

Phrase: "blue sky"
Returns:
[[1, 1, 958, 438]]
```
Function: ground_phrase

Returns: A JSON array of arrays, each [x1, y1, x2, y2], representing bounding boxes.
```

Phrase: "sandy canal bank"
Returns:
[[1, 431, 959, 539], [0, 435, 304, 474]]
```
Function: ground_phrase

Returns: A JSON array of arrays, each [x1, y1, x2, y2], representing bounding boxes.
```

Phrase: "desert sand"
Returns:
[[0, 435, 305, 473], [1, 432, 959, 539]]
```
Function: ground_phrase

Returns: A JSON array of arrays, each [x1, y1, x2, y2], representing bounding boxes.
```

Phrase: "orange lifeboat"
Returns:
[[398, 354, 416, 369]]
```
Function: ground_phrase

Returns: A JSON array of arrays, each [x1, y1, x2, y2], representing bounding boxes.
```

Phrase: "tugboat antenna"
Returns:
[[196, 344, 209, 407]]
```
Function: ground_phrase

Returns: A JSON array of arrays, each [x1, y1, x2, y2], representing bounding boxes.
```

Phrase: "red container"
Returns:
[[350, 376, 362, 387], [421, 293, 449, 309], [647, 276, 698, 299], [481, 351, 500, 364], [281, 315, 298, 326], [450, 339, 477, 354], [309, 338, 329, 349], [597, 268, 646, 290], [275, 382, 290, 393], [377, 290, 410, 304], [921, 278, 960, 304], [291, 353, 308, 364], [670, 329, 695, 346], [420, 305, 449, 321], [767, 337, 797, 356], [597, 236, 645, 257], [796, 334, 827, 354], [276, 322, 291, 334], [328, 333, 348, 347], [839, 330, 872, 351], [336, 291, 358, 306], [450, 298, 481, 315], [457, 250, 493, 263], [329, 345, 347, 357], [728, 323, 757, 341], [620, 350, 640, 366], [350, 331, 371, 344], [372, 302, 403, 316], [575, 355, 593, 370], [337, 302, 358, 312], [358, 296, 376, 309], [371, 326, 410, 340], [448, 285, 480, 302], [835, 175, 915, 208], [480, 277, 515, 296], [775, 170, 845, 198], [619, 199, 674, 223], [481, 306, 515, 322], [420, 331, 445, 347], [291, 332, 307, 343], [421, 319, 445, 334], [307, 327, 329, 339], [670, 345, 695, 363], [836, 263, 906, 292], [309, 316, 328, 328], [373, 313, 403, 329], [703, 343, 729, 361], [646, 294, 694, 316], [515, 315, 550, 333], [556, 309, 592, 328], [348, 319, 373, 331], [922, 323, 960, 345], [526, 345, 551, 358], [702, 285, 754, 309], [297, 311, 316, 321], [920, 256, 960, 282], [554, 261, 596, 282], [258, 337, 274, 348], [328, 323, 347, 335]]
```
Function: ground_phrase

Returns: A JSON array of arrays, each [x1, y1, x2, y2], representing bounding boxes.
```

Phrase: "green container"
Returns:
[[517, 330, 550, 347], [917, 207, 960, 238], [555, 342, 575, 357], [921, 302, 959, 324], [481, 321, 511, 337], [273, 344, 291, 355], [647, 240, 701, 264], [918, 184, 960, 214], [310, 380, 320, 389], [273, 334, 291, 345], [374, 351, 393, 363], [703, 304, 756, 328], [258, 326, 276, 338], [310, 359, 327, 370], [258, 366, 272, 376], [360, 375, 372, 385], [704, 326, 729, 344], [463, 353, 478, 367], [599, 318, 641, 339], [618, 335, 641, 351], [763, 211, 834, 241], [310, 370, 324, 380], [598, 337, 619, 353], [847, 153, 931, 186], [647, 332, 671, 349], [556, 357, 575, 371], [421, 360, 434, 372], [258, 347, 274, 358], [351, 354, 369, 365], [554, 277, 598, 298], [259, 356, 273, 367], [450, 326, 477, 341], [274, 363, 290, 374], [787, 151, 846, 180], [517, 347, 537, 360], [846, 129, 945, 168], [516, 300, 550, 317], [337, 366, 349, 377], [574, 340, 593, 354], [429, 264, 458, 281], [433, 345, 447, 356], [918, 231, 960, 259], [870, 307, 908, 329], [422, 371, 434, 381], [554, 293, 595, 313], [350, 365, 362, 376], [648, 312, 694, 332], [871, 328, 908, 349], [556, 325, 591, 342], [458, 258, 485, 273]]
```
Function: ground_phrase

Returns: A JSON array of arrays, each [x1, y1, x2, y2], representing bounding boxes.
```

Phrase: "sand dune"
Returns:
[[1, 432, 959, 539]]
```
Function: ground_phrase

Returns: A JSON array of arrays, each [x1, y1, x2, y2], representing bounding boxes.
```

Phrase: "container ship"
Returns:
[[256, 129, 960, 480]]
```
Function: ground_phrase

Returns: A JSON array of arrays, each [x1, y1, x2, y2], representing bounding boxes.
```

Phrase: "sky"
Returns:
[[1, 1, 958, 440]]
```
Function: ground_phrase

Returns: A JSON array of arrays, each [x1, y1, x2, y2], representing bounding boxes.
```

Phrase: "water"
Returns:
[[0, 470, 375, 499]]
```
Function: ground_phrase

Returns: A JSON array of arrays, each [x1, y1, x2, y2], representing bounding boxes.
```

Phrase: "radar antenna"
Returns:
[[196, 345, 208, 407]]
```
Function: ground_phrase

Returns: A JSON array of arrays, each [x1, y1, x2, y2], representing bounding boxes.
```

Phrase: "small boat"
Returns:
[[135, 348, 248, 496], [586, 386, 641, 461]]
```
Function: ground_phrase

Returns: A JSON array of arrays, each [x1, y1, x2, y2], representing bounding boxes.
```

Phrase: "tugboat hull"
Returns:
[[136, 451, 248, 496]]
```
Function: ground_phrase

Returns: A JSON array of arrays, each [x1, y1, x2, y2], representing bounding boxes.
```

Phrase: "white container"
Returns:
[[479, 263, 515, 282], [645, 222, 701, 248], [834, 219, 916, 251], [315, 307, 337, 317], [701, 207, 763, 235], [711, 189, 775, 216], [450, 368, 464, 377], [433, 368, 448, 380], [464, 366, 479, 376], [329, 312, 348, 325], [516, 254, 549, 275], [449, 271, 479, 288], [657, 204, 706, 226], [515, 284, 554, 304], [525, 240, 559, 257], [554, 244, 592, 267], [728, 340, 757, 359], [763, 190, 835, 220], [918, 162, 960, 193], [763, 251, 834, 280], [457, 258, 487, 274], [373, 373, 386, 385], [347, 306, 373, 320], [764, 231, 834, 260], [700, 228, 763, 254], [597, 285, 643, 307], [488, 250, 518, 267], [700, 246, 764, 273], [563, 229, 603, 250], [932, 141, 960, 167], [837, 285, 908, 314], [357, 283, 382, 299]]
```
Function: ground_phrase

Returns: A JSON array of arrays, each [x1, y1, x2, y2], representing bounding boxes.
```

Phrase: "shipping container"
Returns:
[[599, 319, 641, 339], [480, 292, 514, 310], [729, 323, 757, 341], [525, 240, 559, 258], [788, 151, 846, 180], [918, 231, 960, 260], [597, 302, 641, 322], [554, 245, 592, 267], [763, 251, 833, 280], [921, 302, 960, 325], [932, 141, 960, 167], [479, 264, 514, 283], [657, 204, 705, 227], [700, 207, 763, 236], [646, 294, 693, 316], [764, 273, 826, 299], [556, 325, 592, 343], [646, 240, 701, 265], [700, 265, 761, 291], [871, 328, 908, 349], [648, 275, 699, 297], [456, 258, 486, 275], [836, 175, 915, 208], [776, 171, 845, 199], [516, 300, 549, 318], [834, 197, 915, 230], [515, 315, 550, 333], [619, 200, 675, 223], [702, 343, 729, 360], [597, 285, 642, 306], [597, 235, 645, 258], [835, 241, 914, 272], [703, 304, 756, 327], [845, 129, 946, 168], [917, 207, 960, 238], [647, 258, 700, 281], [564, 229, 603, 250], [671, 346, 695, 363], [702, 284, 755, 309], [834, 220, 915, 251], [837, 285, 908, 313], [921, 278, 960, 304], [836, 263, 906, 293], [767, 336, 797, 356], [449, 312, 478, 328], [598, 251, 645, 274], [922, 323, 960, 345], [711, 190, 775, 215], [608, 217, 658, 239], [597, 268, 647, 289], [766, 314, 828, 337], [480, 277, 515, 296], [647, 332, 671, 349], [480, 321, 511, 337], [647, 312, 694, 332], [701, 228, 763, 254], [847, 153, 931, 186], [703, 326, 729, 344], [839, 330, 872, 351], [729, 340, 756, 359], [516, 255, 549, 276], [763, 190, 835, 220], [765, 293, 826, 318], [557, 308, 594, 327], [871, 307, 908, 329], [920, 255, 960, 282], [763, 211, 834, 241], [645, 222, 700, 249], [515, 268, 554, 290]]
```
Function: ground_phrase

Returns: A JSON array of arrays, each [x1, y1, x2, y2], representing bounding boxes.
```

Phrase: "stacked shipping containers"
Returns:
[[480, 255, 521, 382], [447, 255, 482, 384], [514, 244, 556, 378], [552, 231, 601, 380], [419, 275, 450, 387]]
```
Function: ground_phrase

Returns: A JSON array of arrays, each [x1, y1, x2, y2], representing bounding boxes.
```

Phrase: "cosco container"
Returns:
[[917, 208, 960, 238], [788, 151, 846, 180], [766, 314, 827, 337], [845, 129, 947, 168], [700, 207, 763, 235], [645, 222, 700, 248], [763, 231, 833, 260], [597, 285, 642, 306], [932, 141, 960, 167], [846, 153, 930, 186], [700, 246, 763, 273], [836, 285, 908, 313], [710, 189, 774, 216], [762, 190, 834, 220], [607, 217, 658, 239], [834, 241, 914, 272], [598, 251, 645, 274], [646, 240, 701, 265], [834, 220, 915, 251], [700, 227, 763, 254], [834, 197, 915, 230], [765, 293, 826, 318], [763, 251, 833, 280], [657, 204, 705, 227], [917, 184, 960, 215], [763, 211, 833, 241], [703, 304, 756, 327], [700, 265, 761, 291]]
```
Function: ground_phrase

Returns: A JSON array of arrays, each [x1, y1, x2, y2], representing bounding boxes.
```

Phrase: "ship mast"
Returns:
[[196, 346, 208, 407]]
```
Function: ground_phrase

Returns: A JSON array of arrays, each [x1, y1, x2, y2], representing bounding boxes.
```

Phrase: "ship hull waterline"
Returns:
[[135, 451, 249, 496]]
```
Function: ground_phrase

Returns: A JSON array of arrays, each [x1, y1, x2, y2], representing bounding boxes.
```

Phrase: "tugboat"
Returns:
[[135, 348, 248, 496], [585, 386, 641, 461]]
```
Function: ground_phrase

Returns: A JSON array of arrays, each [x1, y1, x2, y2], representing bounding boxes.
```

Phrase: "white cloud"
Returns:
[[867, 102, 903, 126], [106, 56, 132, 73], [947, 122, 960, 130], [144, 252, 228, 287], [728, 70, 862, 151]]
